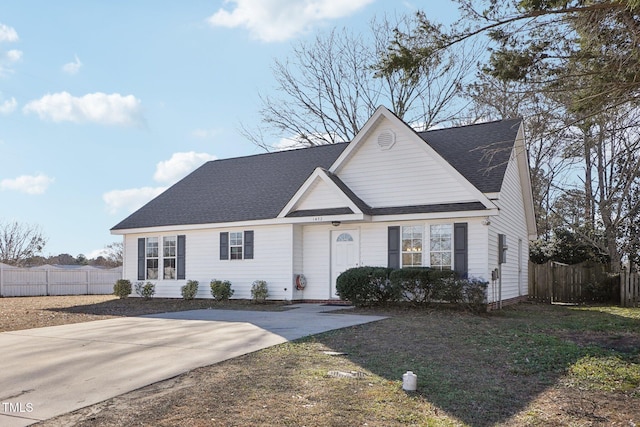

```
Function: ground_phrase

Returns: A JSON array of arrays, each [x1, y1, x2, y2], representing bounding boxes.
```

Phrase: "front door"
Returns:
[[331, 229, 359, 298]]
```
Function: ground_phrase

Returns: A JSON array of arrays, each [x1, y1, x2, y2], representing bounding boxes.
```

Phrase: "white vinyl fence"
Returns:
[[0, 266, 122, 297]]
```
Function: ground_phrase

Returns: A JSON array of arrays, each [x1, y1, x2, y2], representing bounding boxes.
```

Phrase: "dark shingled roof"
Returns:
[[111, 143, 348, 230], [418, 118, 521, 193], [112, 118, 521, 230]]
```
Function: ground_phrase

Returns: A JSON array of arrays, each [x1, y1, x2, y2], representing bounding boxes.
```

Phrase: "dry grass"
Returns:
[[2, 296, 639, 426]]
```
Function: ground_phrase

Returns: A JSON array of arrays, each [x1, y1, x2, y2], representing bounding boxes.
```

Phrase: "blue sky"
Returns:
[[0, 1, 459, 259]]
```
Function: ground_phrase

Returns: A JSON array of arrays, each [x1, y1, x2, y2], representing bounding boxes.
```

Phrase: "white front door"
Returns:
[[331, 229, 359, 298]]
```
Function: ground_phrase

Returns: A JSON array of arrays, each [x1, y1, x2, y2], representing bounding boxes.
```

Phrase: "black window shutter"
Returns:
[[177, 235, 186, 279], [137, 238, 145, 280], [388, 226, 400, 269], [244, 230, 254, 259], [220, 232, 229, 260], [454, 222, 468, 278]]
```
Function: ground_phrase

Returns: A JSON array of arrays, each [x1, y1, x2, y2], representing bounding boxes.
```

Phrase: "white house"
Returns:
[[111, 106, 536, 305]]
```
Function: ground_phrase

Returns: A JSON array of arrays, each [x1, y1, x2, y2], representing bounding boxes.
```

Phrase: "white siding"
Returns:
[[336, 118, 477, 207], [295, 179, 346, 210], [488, 148, 530, 303], [123, 225, 296, 300]]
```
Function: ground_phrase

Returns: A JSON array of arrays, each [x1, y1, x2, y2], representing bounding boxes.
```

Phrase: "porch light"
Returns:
[[332, 221, 341, 227]]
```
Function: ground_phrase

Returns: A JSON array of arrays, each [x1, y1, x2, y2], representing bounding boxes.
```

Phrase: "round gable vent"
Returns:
[[377, 129, 396, 150]]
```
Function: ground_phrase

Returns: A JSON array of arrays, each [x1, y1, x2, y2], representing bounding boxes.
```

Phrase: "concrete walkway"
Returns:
[[0, 304, 385, 426]]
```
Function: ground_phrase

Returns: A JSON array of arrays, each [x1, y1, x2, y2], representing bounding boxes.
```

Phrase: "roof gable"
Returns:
[[328, 107, 497, 209]]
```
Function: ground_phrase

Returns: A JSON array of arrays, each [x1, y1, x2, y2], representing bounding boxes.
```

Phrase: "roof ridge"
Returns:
[[419, 117, 522, 134], [210, 142, 350, 164]]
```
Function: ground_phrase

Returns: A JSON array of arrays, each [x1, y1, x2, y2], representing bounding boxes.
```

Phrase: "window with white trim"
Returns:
[[146, 237, 159, 279], [429, 224, 453, 270], [229, 232, 243, 260], [163, 236, 176, 279], [401, 225, 423, 267]]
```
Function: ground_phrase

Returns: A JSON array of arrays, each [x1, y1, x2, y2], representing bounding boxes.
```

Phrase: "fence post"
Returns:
[[87, 270, 90, 295], [622, 268, 628, 307], [46, 268, 50, 296]]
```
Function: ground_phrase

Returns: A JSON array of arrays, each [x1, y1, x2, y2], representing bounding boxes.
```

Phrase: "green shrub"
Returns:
[[336, 267, 398, 307], [336, 267, 376, 306], [369, 267, 400, 305], [437, 276, 464, 304], [135, 281, 156, 300], [181, 280, 199, 300], [461, 277, 488, 312], [113, 279, 132, 299], [210, 279, 234, 301], [251, 280, 269, 303], [390, 268, 431, 304]]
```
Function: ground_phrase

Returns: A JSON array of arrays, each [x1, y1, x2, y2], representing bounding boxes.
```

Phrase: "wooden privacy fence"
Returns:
[[620, 268, 640, 307], [0, 267, 122, 297], [528, 261, 621, 304]]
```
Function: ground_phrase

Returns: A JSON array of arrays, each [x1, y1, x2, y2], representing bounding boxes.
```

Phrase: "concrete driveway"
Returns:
[[0, 304, 386, 426]]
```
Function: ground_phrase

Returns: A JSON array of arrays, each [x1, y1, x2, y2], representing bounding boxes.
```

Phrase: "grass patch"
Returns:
[[9, 297, 640, 426]]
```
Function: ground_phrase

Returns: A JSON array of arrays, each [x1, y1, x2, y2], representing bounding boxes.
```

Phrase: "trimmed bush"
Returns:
[[390, 268, 431, 304], [181, 280, 199, 300], [113, 279, 132, 299], [336, 267, 398, 307], [251, 280, 269, 303], [210, 279, 234, 301], [135, 281, 156, 300], [461, 277, 489, 312]]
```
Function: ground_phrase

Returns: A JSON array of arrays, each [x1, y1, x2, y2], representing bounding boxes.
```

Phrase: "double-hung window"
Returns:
[[220, 231, 254, 260], [401, 225, 423, 267], [429, 224, 453, 270], [163, 236, 177, 279], [145, 237, 159, 279], [229, 232, 243, 260]]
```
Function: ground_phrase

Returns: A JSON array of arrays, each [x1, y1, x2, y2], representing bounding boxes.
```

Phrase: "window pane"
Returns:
[[163, 258, 176, 279], [430, 224, 452, 270], [146, 259, 158, 279], [230, 247, 243, 260], [146, 237, 158, 258], [337, 233, 353, 242], [401, 225, 423, 267], [230, 232, 243, 246], [163, 236, 176, 257]]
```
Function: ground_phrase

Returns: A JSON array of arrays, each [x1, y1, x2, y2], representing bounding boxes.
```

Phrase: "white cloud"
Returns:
[[0, 174, 54, 195], [0, 96, 17, 114], [153, 152, 217, 184], [0, 23, 18, 43], [6, 49, 22, 62], [104, 151, 217, 215], [207, 0, 374, 42], [23, 92, 144, 126], [62, 55, 82, 75], [103, 187, 167, 215]]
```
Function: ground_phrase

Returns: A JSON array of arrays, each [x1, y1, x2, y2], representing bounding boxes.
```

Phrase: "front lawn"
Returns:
[[35, 299, 640, 426]]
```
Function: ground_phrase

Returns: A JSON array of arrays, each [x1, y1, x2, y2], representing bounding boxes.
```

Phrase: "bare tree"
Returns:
[[243, 15, 479, 150], [104, 241, 123, 267], [0, 220, 47, 266]]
